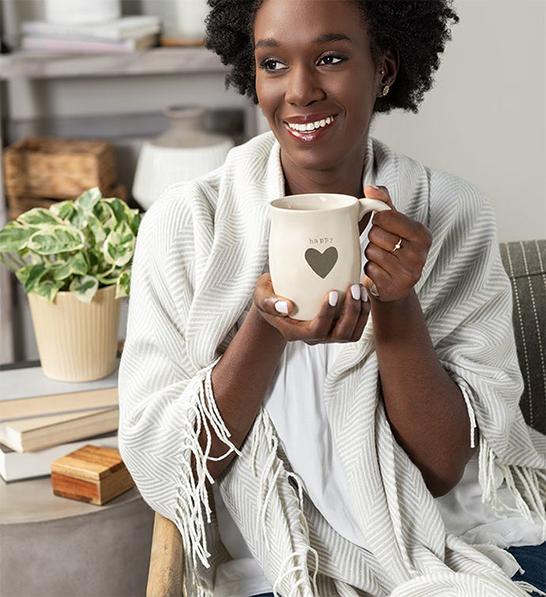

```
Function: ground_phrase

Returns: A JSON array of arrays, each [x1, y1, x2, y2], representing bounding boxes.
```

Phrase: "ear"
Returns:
[[379, 47, 399, 88]]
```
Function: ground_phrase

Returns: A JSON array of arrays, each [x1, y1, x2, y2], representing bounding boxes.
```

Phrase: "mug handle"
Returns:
[[357, 197, 392, 220]]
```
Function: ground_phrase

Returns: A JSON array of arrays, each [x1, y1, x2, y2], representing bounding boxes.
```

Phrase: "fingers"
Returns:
[[363, 184, 396, 211], [368, 224, 404, 257], [351, 296, 370, 340], [254, 273, 295, 317], [254, 273, 370, 344], [305, 289, 339, 340], [329, 283, 370, 342]]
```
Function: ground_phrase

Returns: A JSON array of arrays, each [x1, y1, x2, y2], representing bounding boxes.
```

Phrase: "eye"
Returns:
[[259, 58, 287, 72], [319, 54, 345, 66], [258, 53, 346, 73]]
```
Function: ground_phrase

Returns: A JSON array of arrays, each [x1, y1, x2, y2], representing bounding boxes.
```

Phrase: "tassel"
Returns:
[[172, 359, 243, 595], [513, 580, 546, 596], [253, 411, 321, 596], [478, 433, 546, 525]]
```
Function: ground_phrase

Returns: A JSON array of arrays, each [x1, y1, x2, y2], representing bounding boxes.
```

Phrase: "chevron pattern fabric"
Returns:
[[118, 132, 546, 596]]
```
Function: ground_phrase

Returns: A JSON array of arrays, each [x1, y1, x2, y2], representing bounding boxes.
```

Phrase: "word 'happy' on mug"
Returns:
[[268, 193, 391, 321]]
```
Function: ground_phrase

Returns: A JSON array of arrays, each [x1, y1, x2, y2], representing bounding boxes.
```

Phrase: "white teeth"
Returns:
[[287, 115, 335, 132]]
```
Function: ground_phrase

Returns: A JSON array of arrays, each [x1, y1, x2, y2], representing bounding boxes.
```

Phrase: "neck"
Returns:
[[280, 138, 371, 233], [280, 139, 368, 199]]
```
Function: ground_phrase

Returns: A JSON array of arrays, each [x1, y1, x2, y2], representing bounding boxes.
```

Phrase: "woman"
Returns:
[[118, 1, 546, 595]]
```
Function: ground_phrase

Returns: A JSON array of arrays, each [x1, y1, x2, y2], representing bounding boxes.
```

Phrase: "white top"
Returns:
[[212, 225, 545, 597]]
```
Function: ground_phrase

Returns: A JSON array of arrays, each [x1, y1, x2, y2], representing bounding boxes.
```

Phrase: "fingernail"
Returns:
[[360, 285, 369, 302], [370, 284, 379, 297], [369, 184, 381, 190], [328, 290, 338, 307], [351, 284, 361, 300], [274, 300, 288, 315]]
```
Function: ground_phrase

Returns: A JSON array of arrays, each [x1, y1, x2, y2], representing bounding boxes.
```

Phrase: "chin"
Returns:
[[278, 141, 345, 172]]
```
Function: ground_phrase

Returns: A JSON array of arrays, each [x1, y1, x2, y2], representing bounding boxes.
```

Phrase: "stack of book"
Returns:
[[19, 15, 161, 54], [0, 361, 120, 482]]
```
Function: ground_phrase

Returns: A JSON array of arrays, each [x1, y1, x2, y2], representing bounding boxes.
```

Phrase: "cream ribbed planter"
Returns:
[[27, 285, 121, 382]]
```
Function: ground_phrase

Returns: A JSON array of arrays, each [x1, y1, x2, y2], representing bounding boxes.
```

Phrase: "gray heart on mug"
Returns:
[[305, 246, 338, 278]]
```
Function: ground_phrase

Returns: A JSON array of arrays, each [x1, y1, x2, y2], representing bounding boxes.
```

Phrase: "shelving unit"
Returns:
[[0, 46, 256, 364], [0, 46, 228, 79]]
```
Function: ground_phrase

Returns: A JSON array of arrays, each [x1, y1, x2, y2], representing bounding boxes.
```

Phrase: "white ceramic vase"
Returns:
[[44, 0, 121, 25], [132, 105, 234, 211]]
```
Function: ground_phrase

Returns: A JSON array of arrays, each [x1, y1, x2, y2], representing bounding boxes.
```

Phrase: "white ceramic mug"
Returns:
[[268, 193, 391, 321]]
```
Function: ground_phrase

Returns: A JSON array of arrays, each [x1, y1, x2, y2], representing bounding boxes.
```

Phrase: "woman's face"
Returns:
[[253, 0, 383, 172]]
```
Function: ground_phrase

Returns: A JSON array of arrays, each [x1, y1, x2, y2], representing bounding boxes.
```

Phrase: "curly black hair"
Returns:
[[204, 0, 459, 114]]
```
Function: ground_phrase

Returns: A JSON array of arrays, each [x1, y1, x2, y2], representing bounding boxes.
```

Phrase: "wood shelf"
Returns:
[[0, 46, 228, 80]]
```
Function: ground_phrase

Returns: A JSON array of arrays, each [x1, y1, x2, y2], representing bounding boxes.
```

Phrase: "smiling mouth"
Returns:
[[283, 115, 338, 142]]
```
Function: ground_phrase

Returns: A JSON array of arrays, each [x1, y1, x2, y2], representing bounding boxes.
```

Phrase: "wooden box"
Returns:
[[4, 137, 117, 203], [51, 444, 134, 506]]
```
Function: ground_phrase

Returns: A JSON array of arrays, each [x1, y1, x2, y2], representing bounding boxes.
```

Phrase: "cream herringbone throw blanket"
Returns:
[[118, 131, 546, 596]]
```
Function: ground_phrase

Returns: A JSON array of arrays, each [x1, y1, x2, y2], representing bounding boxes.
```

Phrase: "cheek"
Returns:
[[255, 76, 283, 117]]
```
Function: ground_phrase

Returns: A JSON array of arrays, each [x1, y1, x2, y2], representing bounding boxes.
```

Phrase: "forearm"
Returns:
[[191, 303, 287, 481], [372, 289, 476, 497]]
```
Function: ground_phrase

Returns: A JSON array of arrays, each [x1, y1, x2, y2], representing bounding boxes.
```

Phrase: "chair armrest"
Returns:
[[146, 512, 185, 597]]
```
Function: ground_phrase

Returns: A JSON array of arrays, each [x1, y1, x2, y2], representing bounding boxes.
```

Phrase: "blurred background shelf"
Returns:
[[0, 46, 228, 80], [0, 43, 267, 365]]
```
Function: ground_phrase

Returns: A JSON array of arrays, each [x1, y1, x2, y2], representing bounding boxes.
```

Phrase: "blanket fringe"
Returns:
[[253, 412, 321, 597], [478, 433, 546, 535], [514, 581, 546, 596], [172, 357, 243, 596]]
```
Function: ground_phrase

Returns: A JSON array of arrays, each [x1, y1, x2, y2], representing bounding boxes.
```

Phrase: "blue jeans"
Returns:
[[508, 541, 546, 595], [250, 543, 546, 597]]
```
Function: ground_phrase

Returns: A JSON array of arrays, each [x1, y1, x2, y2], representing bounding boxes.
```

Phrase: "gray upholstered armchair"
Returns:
[[145, 239, 546, 597]]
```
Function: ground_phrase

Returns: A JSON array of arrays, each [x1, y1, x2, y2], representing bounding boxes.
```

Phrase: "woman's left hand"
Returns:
[[362, 185, 432, 303]]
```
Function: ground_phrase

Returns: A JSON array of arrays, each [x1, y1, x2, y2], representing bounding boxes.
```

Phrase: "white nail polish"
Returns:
[[361, 285, 369, 302], [370, 284, 379, 297], [351, 284, 361, 300], [275, 300, 288, 315], [329, 290, 338, 307]]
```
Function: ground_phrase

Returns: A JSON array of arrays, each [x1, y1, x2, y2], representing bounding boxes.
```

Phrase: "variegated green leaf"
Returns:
[[0, 224, 37, 252], [27, 225, 85, 255], [50, 200, 76, 221], [102, 221, 135, 268], [17, 208, 61, 227], [116, 270, 131, 298], [76, 187, 102, 212], [69, 275, 99, 304], [15, 263, 47, 293], [31, 279, 64, 303], [87, 212, 107, 244]]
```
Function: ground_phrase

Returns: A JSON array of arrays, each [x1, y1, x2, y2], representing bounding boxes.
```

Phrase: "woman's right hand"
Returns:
[[252, 273, 370, 345]]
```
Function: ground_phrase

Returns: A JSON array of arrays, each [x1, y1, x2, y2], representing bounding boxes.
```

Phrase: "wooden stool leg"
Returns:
[[146, 512, 185, 597]]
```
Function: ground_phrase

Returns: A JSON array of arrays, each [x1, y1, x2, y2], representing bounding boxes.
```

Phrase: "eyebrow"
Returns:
[[254, 33, 352, 50]]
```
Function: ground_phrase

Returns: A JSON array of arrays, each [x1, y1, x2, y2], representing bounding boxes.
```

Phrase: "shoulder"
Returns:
[[134, 131, 277, 262], [426, 167, 491, 216], [370, 137, 493, 228]]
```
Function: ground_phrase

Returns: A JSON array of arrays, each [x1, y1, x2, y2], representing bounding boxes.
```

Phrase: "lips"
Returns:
[[283, 112, 338, 125], [283, 114, 338, 143]]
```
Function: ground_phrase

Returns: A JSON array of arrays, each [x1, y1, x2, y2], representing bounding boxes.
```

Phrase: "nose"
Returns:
[[285, 62, 326, 106]]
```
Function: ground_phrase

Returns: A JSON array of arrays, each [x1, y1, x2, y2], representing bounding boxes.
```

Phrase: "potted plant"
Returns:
[[0, 187, 142, 382]]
